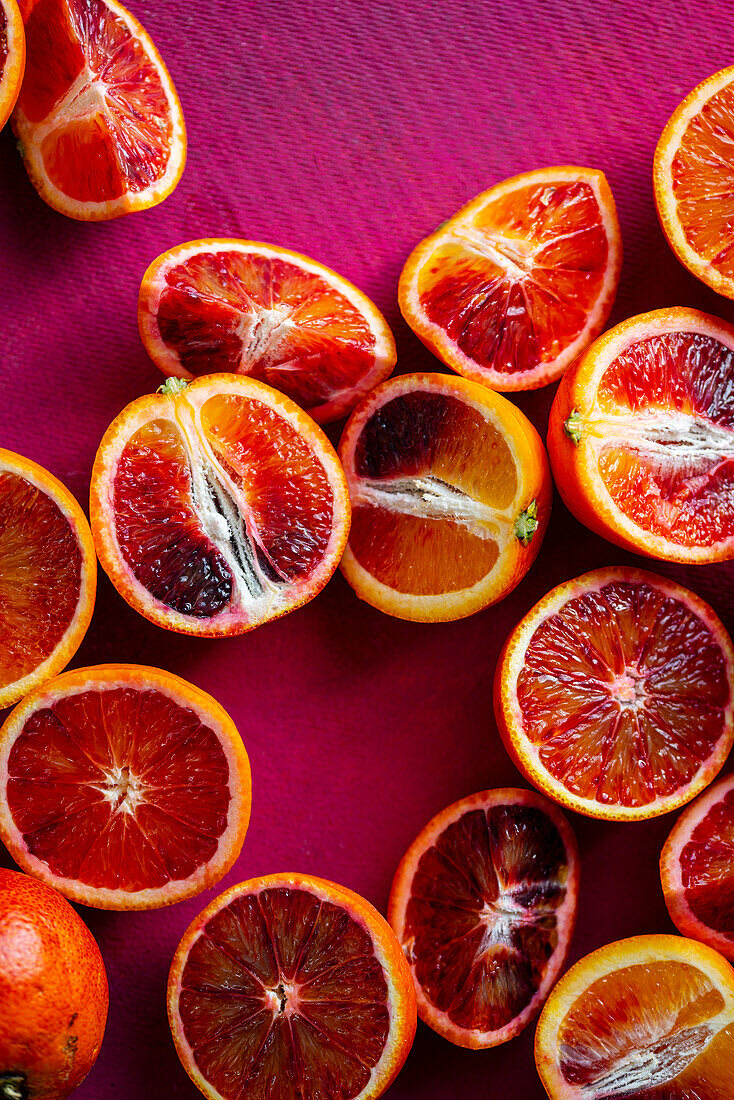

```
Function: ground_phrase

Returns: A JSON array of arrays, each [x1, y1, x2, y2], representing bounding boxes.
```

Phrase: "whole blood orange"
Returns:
[[89, 375, 350, 635], [0, 448, 96, 710], [388, 788, 579, 1049], [661, 772, 734, 961], [655, 65, 734, 298], [0, 0, 23, 131], [0, 664, 251, 910], [548, 307, 734, 562], [0, 867, 108, 1099], [338, 372, 551, 621], [138, 240, 396, 424], [535, 934, 734, 1098], [167, 873, 417, 1100], [399, 166, 621, 391], [12, 0, 185, 220], [495, 567, 734, 821]]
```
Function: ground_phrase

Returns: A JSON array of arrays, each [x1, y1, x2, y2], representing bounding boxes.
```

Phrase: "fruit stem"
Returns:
[[563, 409, 584, 445], [0, 1074, 27, 1100], [514, 500, 539, 546], [157, 377, 189, 396]]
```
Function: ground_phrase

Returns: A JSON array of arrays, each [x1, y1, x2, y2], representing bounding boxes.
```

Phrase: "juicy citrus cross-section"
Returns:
[[0, 0, 24, 131]]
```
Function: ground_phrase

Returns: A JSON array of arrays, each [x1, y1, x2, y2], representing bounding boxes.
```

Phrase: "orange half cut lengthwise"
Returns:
[[0, 0, 24, 131], [168, 873, 417, 1100], [12, 0, 186, 219], [388, 788, 579, 1049], [338, 372, 552, 622], [89, 375, 350, 636], [0, 448, 96, 709], [495, 567, 734, 821], [399, 166, 621, 390], [535, 935, 734, 1098], [0, 664, 251, 910], [548, 307, 734, 562]]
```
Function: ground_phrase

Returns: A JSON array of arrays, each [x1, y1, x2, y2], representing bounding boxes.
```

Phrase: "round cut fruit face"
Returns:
[[91, 377, 349, 635], [139, 242, 396, 424]]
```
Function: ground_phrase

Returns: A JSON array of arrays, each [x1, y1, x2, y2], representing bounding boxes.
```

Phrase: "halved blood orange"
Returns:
[[535, 934, 734, 1098], [338, 372, 551, 622], [138, 240, 397, 425], [0, 448, 96, 710], [0, 664, 251, 910], [90, 375, 350, 636], [661, 772, 734, 961], [12, 0, 186, 220], [495, 567, 734, 821], [0, 0, 24, 131], [399, 166, 622, 391], [548, 307, 734, 562], [167, 873, 417, 1100], [388, 788, 579, 1049], [655, 66, 734, 298]]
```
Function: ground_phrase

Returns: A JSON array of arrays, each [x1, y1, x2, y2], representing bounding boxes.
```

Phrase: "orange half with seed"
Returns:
[[338, 372, 551, 622], [0, 0, 24, 131]]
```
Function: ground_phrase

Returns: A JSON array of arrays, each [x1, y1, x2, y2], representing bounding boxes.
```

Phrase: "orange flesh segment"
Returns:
[[416, 181, 608, 377], [154, 251, 377, 416], [0, 5, 7, 74], [0, 472, 82, 690], [558, 961, 734, 1096], [112, 395, 334, 619], [671, 82, 734, 280], [403, 803, 571, 1032], [516, 578, 730, 808], [178, 886, 390, 1100], [680, 789, 734, 942], [18, 0, 173, 201], [593, 331, 734, 547], [348, 390, 516, 595], [6, 686, 232, 891]]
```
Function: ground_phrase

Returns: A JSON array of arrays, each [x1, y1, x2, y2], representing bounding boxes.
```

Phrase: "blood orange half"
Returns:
[[548, 307, 734, 562], [168, 873, 417, 1100], [535, 935, 734, 1098], [0, 448, 96, 710], [338, 372, 551, 622], [0, 664, 251, 910], [89, 375, 350, 636], [661, 772, 734, 961], [0, 0, 24, 131], [138, 240, 397, 425], [495, 567, 734, 821], [12, 0, 185, 220], [388, 788, 579, 1049], [399, 166, 621, 391]]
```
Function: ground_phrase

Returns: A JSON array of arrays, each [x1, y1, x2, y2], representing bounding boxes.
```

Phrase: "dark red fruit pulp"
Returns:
[[0, 5, 8, 71], [7, 685, 232, 891], [680, 787, 734, 938], [404, 803, 571, 1032], [178, 886, 390, 1100], [353, 390, 468, 479]]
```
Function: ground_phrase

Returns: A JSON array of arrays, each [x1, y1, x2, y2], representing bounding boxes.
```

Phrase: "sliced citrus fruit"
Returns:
[[0, 664, 251, 910], [138, 239, 397, 425], [12, 0, 186, 220], [535, 934, 734, 1098], [89, 375, 350, 636], [167, 872, 417, 1100], [0, 0, 24, 131], [495, 567, 734, 821], [338, 372, 551, 622], [388, 787, 579, 1049], [655, 66, 734, 298], [398, 166, 621, 391], [0, 448, 96, 710], [548, 307, 734, 562], [661, 772, 734, 961]]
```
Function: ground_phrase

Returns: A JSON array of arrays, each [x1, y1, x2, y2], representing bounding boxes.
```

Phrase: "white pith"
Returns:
[[351, 475, 516, 541]]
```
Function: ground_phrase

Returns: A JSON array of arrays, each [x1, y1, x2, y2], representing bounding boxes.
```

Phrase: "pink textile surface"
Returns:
[[1, 0, 734, 1095]]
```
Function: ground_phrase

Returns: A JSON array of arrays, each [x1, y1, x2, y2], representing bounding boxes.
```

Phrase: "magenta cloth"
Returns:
[[2, 0, 734, 1095]]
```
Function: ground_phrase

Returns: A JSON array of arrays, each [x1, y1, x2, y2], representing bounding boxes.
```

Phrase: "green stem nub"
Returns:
[[563, 409, 584, 445], [157, 377, 189, 396], [0, 1073, 27, 1100], [514, 500, 539, 547]]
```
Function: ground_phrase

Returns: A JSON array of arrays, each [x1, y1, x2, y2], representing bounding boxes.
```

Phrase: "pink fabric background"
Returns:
[[1, 0, 734, 1095]]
